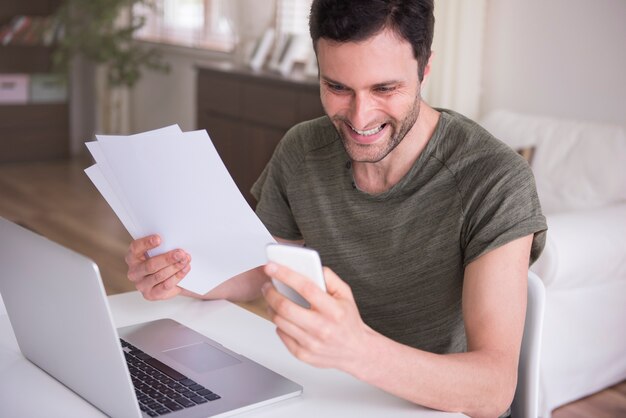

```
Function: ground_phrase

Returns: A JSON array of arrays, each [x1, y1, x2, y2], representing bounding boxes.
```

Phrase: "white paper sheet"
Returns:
[[84, 126, 275, 295], [85, 125, 185, 239], [84, 165, 138, 237]]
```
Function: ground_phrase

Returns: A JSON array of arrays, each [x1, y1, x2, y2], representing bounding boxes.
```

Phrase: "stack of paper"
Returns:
[[85, 125, 275, 295]]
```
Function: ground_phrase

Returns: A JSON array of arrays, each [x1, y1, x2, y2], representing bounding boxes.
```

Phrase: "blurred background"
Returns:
[[0, 1, 624, 416]]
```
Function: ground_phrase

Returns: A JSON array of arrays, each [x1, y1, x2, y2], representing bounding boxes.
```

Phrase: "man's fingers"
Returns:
[[126, 235, 161, 264], [321, 266, 353, 298], [128, 249, 188, 281], [262, 280, 319, 322], [125, 235, 193, 302], [270, 306, 320, 351], [136, 259, 190, 292], [276, 328, 313, 364], [145, 281, 184, 301], [148, 260, 189, 290], [264, 263, 340, 312], [146, 251, 189, 278]]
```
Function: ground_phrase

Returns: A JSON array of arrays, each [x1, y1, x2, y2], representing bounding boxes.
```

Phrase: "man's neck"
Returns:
[[352, 104, 440, 195]]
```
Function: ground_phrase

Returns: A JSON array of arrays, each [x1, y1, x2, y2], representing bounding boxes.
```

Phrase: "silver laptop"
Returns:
[[0, 217, 302, 417]]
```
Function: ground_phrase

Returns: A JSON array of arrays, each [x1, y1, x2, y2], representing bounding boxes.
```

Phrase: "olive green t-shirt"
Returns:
[[252, 109, 547, 354]]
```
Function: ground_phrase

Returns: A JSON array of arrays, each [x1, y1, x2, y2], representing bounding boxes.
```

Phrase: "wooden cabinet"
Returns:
[[0, 0, 69, 163], [197, 63, 324, 208], [0, 103, 68, 161]]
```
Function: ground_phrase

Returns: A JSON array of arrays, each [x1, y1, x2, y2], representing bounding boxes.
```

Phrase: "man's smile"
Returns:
[[344, 121, 389, 144]]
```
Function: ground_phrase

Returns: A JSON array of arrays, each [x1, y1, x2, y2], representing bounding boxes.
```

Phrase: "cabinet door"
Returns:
[[297, 88, 325, 121], [201, 114, 246, 193], [199, 113, 284, 208], [197, 71, 241, 118], [242, 82, 298, 130], [0, 104, 69, 162], [238, 124, 285, 207]]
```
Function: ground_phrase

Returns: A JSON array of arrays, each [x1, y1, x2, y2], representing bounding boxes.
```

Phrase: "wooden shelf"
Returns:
[[0, 0, 61, 24], [0, 1, 68, 163], [0, 45, 56, 73]]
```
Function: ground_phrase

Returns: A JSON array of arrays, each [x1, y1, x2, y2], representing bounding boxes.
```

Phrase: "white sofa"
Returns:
[[480, 110, 626, 417]]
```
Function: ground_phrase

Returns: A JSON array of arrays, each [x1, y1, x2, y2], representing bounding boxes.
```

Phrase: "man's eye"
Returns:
[[327, 83, 346, 92], [375, 86, 395, 93]]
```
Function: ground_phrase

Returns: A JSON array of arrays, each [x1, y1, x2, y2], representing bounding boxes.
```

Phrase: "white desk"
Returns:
[[0, 292, 466, 418]]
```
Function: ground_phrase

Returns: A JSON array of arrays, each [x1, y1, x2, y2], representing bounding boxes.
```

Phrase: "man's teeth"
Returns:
[[350, 124, 385, 136]]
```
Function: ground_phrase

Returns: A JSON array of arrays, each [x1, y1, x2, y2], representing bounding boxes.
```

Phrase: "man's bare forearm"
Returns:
[[352, 330, 515, 418], [181, 266, 269, 302], [345, 237, 531, 417]]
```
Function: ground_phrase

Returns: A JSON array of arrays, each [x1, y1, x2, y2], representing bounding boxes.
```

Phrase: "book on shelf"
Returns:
[[0, 15, 62, 46]]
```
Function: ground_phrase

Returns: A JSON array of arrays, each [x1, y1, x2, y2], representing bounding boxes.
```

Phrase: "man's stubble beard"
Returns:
[[333, 94, 422, 164]]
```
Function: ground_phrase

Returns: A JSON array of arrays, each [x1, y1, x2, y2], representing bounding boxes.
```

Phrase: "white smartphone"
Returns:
[[265, 243, 327, 308]]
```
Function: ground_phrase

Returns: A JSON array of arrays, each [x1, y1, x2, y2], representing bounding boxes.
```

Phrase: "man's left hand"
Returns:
[[262, 262, 373, 374]]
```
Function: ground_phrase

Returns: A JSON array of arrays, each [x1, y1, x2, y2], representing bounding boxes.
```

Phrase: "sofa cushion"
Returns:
[[480, 110, 626, 214], [516, 146, 535, 164], [530, 202, 626, 289]]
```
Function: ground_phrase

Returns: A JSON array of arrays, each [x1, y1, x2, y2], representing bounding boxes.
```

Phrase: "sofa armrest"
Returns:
[[531, 202, 626, 289]]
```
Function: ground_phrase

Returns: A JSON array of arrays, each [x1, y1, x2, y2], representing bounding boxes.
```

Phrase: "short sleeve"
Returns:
[[251, 131, 303, 241], [460, 151, 547, 267]]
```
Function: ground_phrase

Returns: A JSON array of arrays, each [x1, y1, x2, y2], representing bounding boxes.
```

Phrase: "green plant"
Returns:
[[53, 0, 169, 88]]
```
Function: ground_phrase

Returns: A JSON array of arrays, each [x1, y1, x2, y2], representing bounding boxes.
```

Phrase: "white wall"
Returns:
[[480, 0, 626, 128], [129, 47, 226, 132], [129, 0, 276, 133]]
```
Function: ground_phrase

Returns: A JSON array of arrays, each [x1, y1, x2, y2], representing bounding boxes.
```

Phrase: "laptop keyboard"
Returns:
[[121, 339, 221, 416]]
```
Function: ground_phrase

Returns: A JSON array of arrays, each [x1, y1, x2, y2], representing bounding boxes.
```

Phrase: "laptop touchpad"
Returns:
[[164, 342, 241, 373]]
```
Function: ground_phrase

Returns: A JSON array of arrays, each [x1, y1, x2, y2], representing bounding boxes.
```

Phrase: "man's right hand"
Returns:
[[125, 235, 191, 301]]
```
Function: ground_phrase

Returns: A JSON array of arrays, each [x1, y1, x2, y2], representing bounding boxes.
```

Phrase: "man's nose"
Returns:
[[348, 92, 377, 129]]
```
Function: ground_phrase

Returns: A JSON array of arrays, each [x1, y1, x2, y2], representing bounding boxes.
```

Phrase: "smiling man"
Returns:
[[316, 26, 437, 194], [125, 1, 547, 417]]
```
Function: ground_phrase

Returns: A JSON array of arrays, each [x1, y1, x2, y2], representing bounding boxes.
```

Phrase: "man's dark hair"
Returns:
[[309, 0, 435, 81]]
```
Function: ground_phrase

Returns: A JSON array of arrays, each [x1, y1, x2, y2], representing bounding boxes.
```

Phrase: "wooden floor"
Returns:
[[0, 157, 624, 417]]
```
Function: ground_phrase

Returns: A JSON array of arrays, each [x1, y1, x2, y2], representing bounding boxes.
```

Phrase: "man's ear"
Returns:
[[422, 51, 435, 80]]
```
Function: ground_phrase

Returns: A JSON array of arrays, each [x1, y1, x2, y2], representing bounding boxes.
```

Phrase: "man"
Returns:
[[125, 1, 547, 416]]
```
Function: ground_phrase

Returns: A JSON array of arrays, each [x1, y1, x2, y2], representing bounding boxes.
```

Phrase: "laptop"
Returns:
[[0, 217, 302, 417]]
